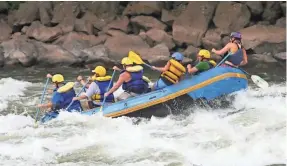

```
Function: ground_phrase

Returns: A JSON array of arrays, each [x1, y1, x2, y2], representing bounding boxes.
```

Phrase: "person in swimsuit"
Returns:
[[211, 32, 248, 67]]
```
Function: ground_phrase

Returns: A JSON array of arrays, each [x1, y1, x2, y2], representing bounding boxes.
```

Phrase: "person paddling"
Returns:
[[72, 66, 115, 109], [151, 52, 186, 90], [211, 32, 248, 67], [104, 57, 149, 101], [187, 49, 216, 74], [37, 74, 83, 122]]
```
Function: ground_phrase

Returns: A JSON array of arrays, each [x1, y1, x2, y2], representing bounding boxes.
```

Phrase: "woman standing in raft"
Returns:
[[211, 32, 248, 67], [151, 52, 186, 90]]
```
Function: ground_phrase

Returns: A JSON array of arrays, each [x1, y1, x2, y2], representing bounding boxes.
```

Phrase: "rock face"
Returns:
[[0, 2, 8, 13], [1, 36, 37, 67], [240, 25, 286, 54], [14, 2, 38, 26], [245, 2, 263, 16], [201, 29, 222, 50], [0, 20, 12, 42], [103, 16, 130, 33], [183, 45, 200, 60], [51, 2, 81, 24], [0, 1, 285, 68], [213, 2, 251, 33], [143, 44, 170, 65], [38, 2, 53, 26], [104, 34, 150, 60], [79, 1, 119, 18], [74, 19, 93, 35], [56, 17, 75, 34], [250, 53, 278, 63], [262, 2, 282, 24], [281, 3, 286, 16], [54, 32, 105, 60], [172, 2, 217, 47], [82, 44, 112, 64], [36, 43, 79, 66], [275, 17, 286, 28], [123, 2, 162, 16], [131, 16, 167, 31], [273, 52, 286, 61], [145, 28, 175, 49], [25, 21, 63, 42], [161, 9, 176, 25]]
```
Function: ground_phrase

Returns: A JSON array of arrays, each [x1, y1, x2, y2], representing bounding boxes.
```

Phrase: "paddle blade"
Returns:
[[251, 75, 269, 89], [128, 51, 144, 65]]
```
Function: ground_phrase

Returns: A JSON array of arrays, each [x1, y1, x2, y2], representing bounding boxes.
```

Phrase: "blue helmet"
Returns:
[[171, 52, 184, 61], [230, 32, 242, 39]]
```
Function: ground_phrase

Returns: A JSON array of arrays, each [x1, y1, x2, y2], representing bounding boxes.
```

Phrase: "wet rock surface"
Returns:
[[0, 1, 285, 67]]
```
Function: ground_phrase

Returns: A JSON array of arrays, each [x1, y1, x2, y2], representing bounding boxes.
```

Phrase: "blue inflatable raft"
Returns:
[[40, 66, 248, 123]]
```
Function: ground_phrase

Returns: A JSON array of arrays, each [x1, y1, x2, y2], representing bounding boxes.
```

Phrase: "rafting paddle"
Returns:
[[216, 53, 269, 89], [128, 51, 153, 68], [237, 68, 269, 89], [99, 69, 116, 113], [216, 53, 232, 67], [34, 77, 50, 126]]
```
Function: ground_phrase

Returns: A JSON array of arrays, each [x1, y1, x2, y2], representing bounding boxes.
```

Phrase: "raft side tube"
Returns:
[[82, 67, 247, 118]]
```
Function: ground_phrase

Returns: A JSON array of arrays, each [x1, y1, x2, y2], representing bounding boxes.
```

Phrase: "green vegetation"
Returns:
[[7, 1, 24, 10]]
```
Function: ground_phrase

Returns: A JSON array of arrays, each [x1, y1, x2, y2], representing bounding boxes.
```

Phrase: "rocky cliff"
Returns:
[[0, 1, 285, 68]]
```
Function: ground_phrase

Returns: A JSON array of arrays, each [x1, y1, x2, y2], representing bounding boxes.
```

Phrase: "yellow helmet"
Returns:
[[198, 49, 211, 59], [121, 57, 133, 65], [92, 66, 106, 77], [52, 74, 64, 83]]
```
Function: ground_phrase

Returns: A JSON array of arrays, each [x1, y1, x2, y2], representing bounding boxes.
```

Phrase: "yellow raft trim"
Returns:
[[105, 72, 247, 118]]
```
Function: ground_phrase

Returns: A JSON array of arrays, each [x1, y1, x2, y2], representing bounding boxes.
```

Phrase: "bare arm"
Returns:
[[239, 49, 248, 66], [73, 94, 88, 101], [152, 61, 171, 72], [105, 73, 127, 96], [38, 102, 53, 109], [187, 64, 199, 74], [113, 66, 122, 72], [212, 43, 231, 56]]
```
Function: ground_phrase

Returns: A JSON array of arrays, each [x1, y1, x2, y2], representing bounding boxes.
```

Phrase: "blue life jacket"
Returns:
[[94, 80, 115, 103], [52, 83, 82, 112], [226, 43, 244, 66], [122, 67, 148, 94]]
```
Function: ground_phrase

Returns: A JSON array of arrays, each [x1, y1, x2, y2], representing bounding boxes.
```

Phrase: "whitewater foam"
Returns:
[[0, 78, 285, 166], [0, 78, 33, 112]]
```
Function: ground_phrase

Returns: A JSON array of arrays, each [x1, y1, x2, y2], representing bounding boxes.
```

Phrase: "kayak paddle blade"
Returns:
[[251, 75, 269, 89], [128, 51, 144, 65]]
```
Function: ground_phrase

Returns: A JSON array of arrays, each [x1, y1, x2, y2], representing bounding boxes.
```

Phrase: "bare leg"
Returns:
[[80, 101, 90, 110]]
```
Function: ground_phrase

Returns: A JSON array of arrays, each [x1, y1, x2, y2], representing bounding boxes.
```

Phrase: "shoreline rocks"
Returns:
[[0, 1, 285, 68]]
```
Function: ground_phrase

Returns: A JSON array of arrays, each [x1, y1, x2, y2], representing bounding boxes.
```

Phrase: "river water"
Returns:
[[0, 64, 286, 166]]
